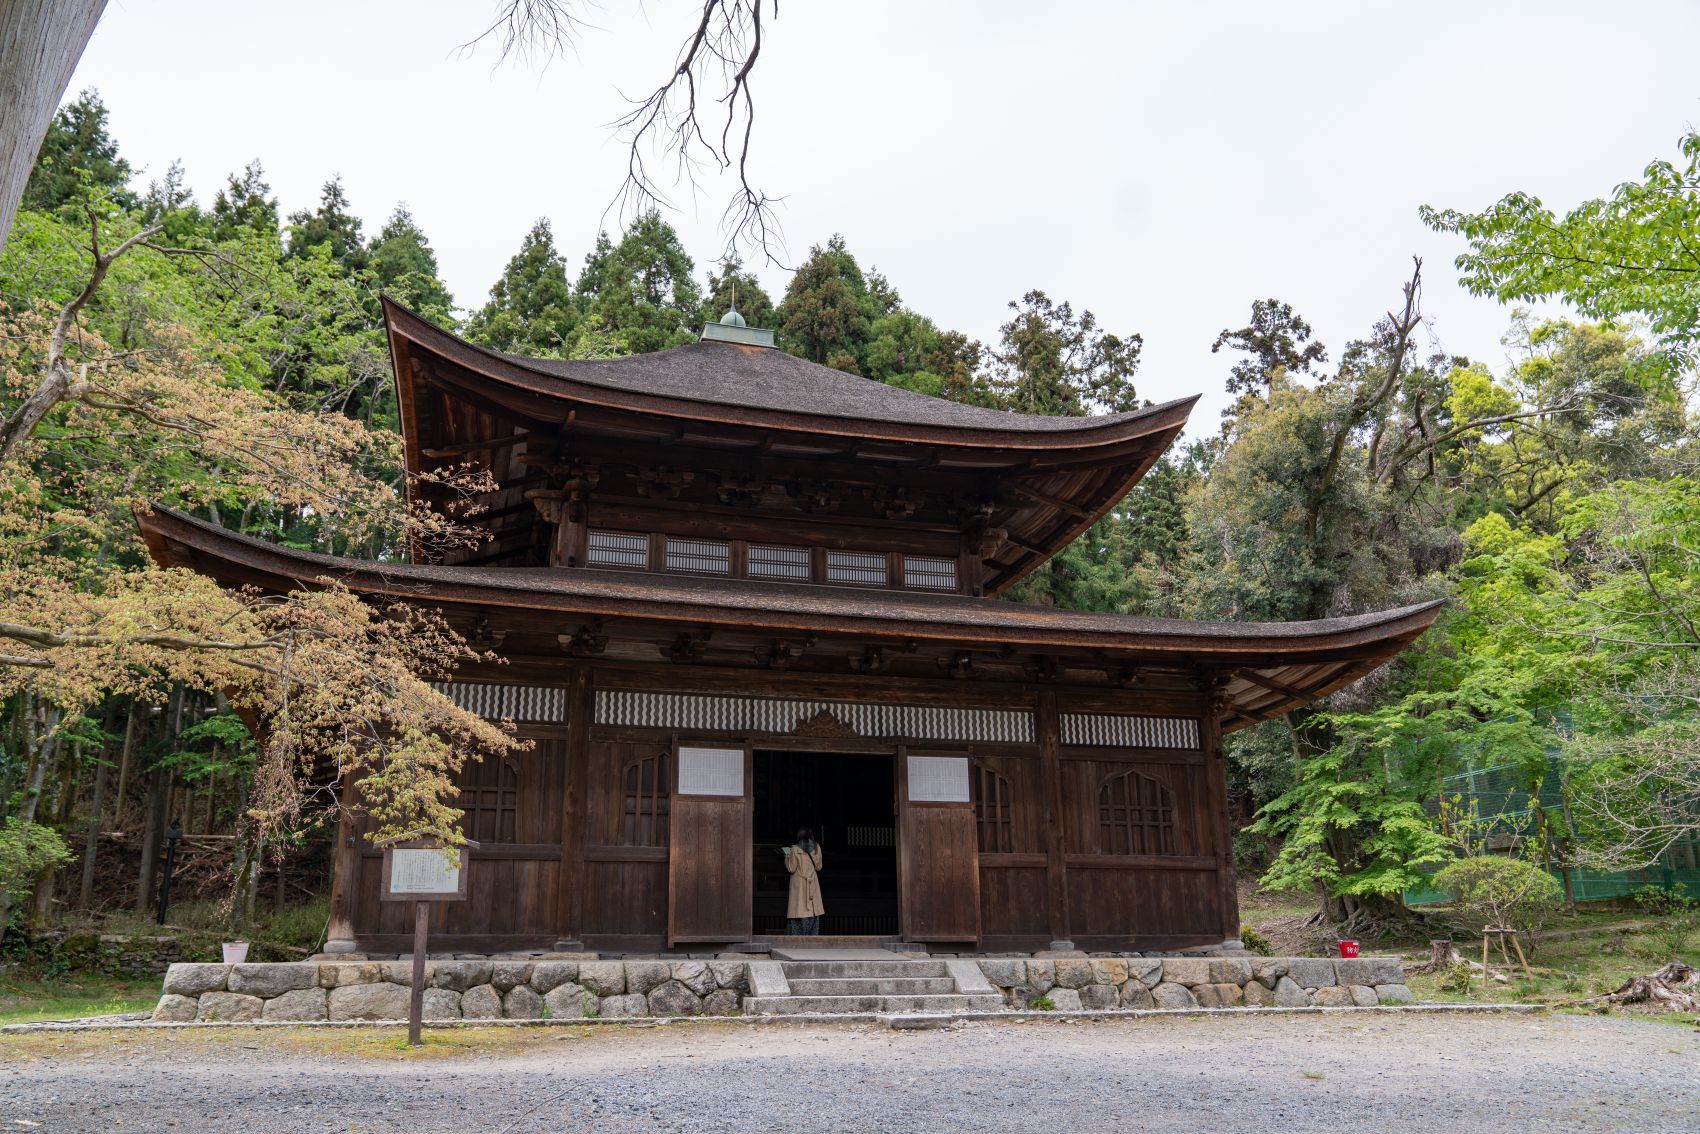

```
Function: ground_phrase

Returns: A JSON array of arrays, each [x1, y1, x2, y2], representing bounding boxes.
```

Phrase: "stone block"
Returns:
[[263, 988, 328, 1022], [1026, 959, 1056, 993], [746, 961, 788, 997], [648, 980, 702, 1016], [1150, 982, 1199, 1009], [1273, 976, 1311, 1007], [1044, 987, 1084, 1011], [162, 963, 230, 996], [423, 988, 462, 1020], [703, 988, 741, 1015], [1348, 985, 1379, 1007], [977, 959, 1026, 988], [1120, 982, 1155, 1009], [320, 963, 381, 989], [1079, 985, 1119, 1011], [197, 992, 263, 1022], [598, 993, 649, 1018], [543, 983, 593, 1019], [329, 983, 409, 1021], [1242, 980, 1276, 1008], [492, 961, 533, 992], [1129, 958, 1164, 987], [578, 961, 626, 996], [431, 961, 492, 992], [622, 961, 669, 996], [1335, 957, 1405, 987], [1249, 957, 1289, 984], [379, 961, 415, 984], [1052, 958, 1093, 989], [1207, 958, 1252, 986], [1090, 959, 1129, 985], [1375, 983, 1414, 1004], [1312, 986, 1354, 1007], [530, 961, 579, 994], [708, 961, 748, 991], [670, 961, 716, 996], [1193, 983, 1244, 1008], [152, 994, 199, 1022], [461, 985, 503, 1019], [1286, 958, 1337, 990], [503, 985, 544, 1020], [229, 963, 319, 998], [1160, 958, 1212, 987]]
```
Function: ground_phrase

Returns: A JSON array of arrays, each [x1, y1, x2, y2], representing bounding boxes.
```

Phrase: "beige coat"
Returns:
[[784, 843, 825, 918]]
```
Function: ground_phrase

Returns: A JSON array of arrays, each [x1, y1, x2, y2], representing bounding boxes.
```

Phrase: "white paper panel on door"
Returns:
[[677, 746, 745, 796], [907, 755, 971, 803]]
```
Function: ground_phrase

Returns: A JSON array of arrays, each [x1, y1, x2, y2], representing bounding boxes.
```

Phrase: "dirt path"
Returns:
[[1, 1012, 1695, 1133]]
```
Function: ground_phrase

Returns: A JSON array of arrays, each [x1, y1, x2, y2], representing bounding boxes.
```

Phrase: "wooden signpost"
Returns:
[[380, 838, 476, 1045]]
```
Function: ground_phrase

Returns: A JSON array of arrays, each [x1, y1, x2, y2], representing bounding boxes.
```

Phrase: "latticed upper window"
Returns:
[[457, 757, 519, 844], [970, 761, 1014, 854], [746, 544, 811, 581], [903, 555, 957, 591], [665, 536, 731, 575], [1098, 768, 1176, 856], [587, 529, 648, 568], [621, 751, 671, 847], [826, 550, 887, 586]]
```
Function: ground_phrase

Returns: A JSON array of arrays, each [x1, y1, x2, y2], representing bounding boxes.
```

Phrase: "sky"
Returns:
[[64, 0, 1700, 426]]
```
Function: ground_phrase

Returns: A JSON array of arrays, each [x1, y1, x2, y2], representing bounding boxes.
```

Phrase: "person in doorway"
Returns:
[[783, 827, 825, 935]]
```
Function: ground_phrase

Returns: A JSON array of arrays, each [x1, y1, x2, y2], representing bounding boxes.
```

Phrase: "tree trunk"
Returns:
[[77, 733, 109, 908], [134, 762, 169, 916], [112, 696, 142, 828], [0, 0, 107, 254]]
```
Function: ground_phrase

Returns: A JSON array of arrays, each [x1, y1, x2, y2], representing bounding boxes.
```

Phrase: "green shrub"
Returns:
[[1029, 995, 1057, 1011], [1239, 927, 1274, 956], [0, 819, 71, 903], [1432, 856, 1562, 935]]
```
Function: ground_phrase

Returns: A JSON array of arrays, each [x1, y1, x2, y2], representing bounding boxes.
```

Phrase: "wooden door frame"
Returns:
[[666, 738, 753, 947]]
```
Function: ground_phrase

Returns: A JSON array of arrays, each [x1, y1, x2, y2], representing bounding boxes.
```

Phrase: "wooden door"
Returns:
[[667, 743, 752, 946], [898, 750, 981, 943]]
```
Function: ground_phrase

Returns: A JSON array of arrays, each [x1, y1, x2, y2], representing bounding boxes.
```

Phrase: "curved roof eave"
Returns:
[[138, 507, 1445, 663], [382, 297, 1200, 453]]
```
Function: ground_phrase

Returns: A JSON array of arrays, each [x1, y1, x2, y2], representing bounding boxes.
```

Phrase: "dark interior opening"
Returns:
[[752, 750, 898, 936]]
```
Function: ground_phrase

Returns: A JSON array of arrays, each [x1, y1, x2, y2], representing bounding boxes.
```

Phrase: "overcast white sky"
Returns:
[[66, 1, 1700, 424]]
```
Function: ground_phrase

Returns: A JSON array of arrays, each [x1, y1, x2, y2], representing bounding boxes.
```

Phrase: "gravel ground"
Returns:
[[1, 1012, 1695, 1133]]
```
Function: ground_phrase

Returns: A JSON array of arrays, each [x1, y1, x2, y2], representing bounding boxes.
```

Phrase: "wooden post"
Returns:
[[557, 664, 593, 947], [408, 900, 428, 1046], [1199, 692, 1238, 943], [1035, 690, 1070, 948]]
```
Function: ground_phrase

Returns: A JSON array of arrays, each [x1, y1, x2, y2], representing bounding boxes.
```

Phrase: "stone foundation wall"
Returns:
[[975, 955, 1413, 1010], [152, 959, 751, 1023], [25, 932, 192, 978]]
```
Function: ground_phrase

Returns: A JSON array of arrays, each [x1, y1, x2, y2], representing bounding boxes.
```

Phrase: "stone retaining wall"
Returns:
[[152, 959, 751, 1023], [975, 955, 1413, 1010]]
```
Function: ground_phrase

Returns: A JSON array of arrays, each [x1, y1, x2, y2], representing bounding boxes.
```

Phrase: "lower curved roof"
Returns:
[[139, 507, 1443, 730]]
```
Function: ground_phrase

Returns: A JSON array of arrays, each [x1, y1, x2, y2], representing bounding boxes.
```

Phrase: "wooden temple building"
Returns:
[[139, 301, 1440, 955]]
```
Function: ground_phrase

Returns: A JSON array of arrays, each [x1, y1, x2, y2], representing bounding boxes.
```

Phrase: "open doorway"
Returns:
[[752, 750, 898, 937]]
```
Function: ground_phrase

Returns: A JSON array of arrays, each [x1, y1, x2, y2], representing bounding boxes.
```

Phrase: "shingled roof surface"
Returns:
[[385, 298, 1195, 436], [140, 507, 1444, 655]]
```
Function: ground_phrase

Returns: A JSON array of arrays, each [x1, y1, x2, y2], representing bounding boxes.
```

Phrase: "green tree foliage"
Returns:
[[990, 290, 1142, 415], [209, 161, 279, 241], [367, 205, 454, 318], [20, 90, 134, 215], [777, 235, 873, 371], [703, 259, 774, 328], [467, 218, 581, 356], [1422, 129, 1700, 367], [1431, 856, 1563, 934], [286, 177, 367, 271], [575, 213, 700, 354]]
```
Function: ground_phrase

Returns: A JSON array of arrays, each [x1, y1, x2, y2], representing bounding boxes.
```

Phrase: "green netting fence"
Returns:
[[1403, 758, 1700, 907]]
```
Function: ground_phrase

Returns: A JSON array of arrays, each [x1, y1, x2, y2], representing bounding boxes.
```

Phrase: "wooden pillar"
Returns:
[[322, 770, 362, 953], [1200, 684, 1239, 943], [1035, 689, 1071, 948], [555, 663, 593, 948]]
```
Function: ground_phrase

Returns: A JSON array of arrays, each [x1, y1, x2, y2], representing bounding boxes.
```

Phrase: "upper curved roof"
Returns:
[[384, 298, 1198, 449]]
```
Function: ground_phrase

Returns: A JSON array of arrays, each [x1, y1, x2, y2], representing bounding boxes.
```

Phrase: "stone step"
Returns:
[[780, 960, 951, 980], [744, 993, 1005, 1016], [786, 977, 958, 997]]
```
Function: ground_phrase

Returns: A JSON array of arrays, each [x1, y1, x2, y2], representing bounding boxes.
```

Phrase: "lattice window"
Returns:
[[746, 544, 811, 581], [665, 536, 730, 575], [1098, 768, 1176, 856], [826, 550, 887, 586], [971, 761, 1014, 854], [587, 529, 648, 568], [903, 555, 957, 591], [457, 757, 518, 844], [621, 751, 671, 847]]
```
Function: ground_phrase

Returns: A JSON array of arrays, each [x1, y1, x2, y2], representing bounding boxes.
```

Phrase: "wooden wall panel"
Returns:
[[977, 862, 1048, 939], [668, 795, 752, 944], [579, 860, 668, 939]]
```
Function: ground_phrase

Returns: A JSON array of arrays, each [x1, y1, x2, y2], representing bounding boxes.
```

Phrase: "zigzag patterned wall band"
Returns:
[[1059, 713, 1199, 749], [430, 683, 570, 722]]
